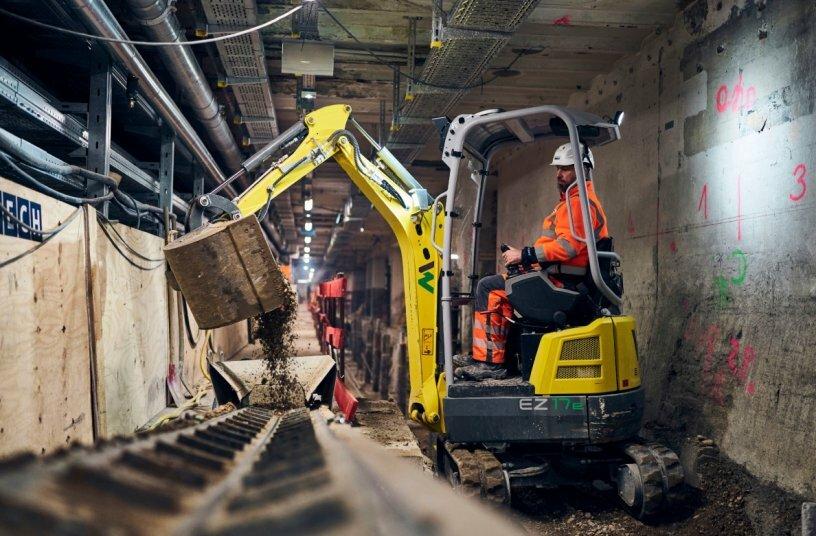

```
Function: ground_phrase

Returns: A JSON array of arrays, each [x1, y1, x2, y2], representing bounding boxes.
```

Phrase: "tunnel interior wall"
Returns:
[[494, 0, 816, 499]]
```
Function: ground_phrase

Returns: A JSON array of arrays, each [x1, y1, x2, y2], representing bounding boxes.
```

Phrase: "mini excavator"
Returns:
[[164, 104, 684, 519]]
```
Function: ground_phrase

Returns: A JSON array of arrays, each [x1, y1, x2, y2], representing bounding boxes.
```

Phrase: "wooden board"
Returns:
[[87, 214, 169, 437], [0, 178, 94, 455]]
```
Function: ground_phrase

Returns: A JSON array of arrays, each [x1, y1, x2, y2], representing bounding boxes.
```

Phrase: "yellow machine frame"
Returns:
[[232, 105, 446, 430]]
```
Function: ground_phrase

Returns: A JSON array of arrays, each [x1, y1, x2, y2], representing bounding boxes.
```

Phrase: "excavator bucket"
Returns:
[[164, 215, 287, 329]]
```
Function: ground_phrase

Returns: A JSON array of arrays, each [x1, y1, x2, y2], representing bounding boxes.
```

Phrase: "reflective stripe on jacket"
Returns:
[[533, 181, 609, 267]]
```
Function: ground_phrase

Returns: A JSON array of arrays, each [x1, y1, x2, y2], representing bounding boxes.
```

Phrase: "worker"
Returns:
[[455, 142, 609, 381]]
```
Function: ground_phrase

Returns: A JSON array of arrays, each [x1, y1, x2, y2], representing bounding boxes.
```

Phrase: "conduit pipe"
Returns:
[[67, 0, 227, 184], [68, 0, 288, 256], [123, 0, 243, 172]]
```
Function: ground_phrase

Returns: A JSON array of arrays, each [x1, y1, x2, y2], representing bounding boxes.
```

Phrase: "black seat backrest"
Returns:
[[505, 271, 580, 324]]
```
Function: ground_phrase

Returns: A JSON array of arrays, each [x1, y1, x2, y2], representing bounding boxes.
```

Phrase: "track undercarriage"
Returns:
[[436, 438, 684, 520]]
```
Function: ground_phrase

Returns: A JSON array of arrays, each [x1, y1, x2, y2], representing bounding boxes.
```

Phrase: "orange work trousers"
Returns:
[[472, 289, 513, 364]]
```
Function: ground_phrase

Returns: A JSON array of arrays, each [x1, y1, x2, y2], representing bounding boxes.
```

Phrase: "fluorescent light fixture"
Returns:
[[305, 236, 312, 244], [304, 246, 311, 253], [304, 221, 313, 231], [614, 110, 625, 126], [359, 227, 365, 232], [451, 254, 460, 260], [304, 198, 313, 211], [282, 41, 334, 76], [300, 90, 316, 100]]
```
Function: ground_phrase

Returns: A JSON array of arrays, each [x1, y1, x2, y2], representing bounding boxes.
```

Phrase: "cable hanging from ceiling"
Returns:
[[0, 5, 302, 46]]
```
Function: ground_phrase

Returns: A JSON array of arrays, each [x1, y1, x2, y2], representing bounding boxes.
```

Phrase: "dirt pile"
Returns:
[[253, 284, 302, 410]]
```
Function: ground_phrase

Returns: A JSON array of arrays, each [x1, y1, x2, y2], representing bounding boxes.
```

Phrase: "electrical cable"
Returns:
[[182, 296, 201, 347], [315, 0, 529, 93], [0, 206, 82, 269], [199, 331, 212, 381], [0, 5, 302, 47], [97, 213, 165, 263], [0, 151, 114, 205], [96, 218, 164, 271]]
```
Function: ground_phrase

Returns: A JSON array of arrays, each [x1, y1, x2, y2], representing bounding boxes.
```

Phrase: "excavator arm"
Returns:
[[178, 105, 446, 431]]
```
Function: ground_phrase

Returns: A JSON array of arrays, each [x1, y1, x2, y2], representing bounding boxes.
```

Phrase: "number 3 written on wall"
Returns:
[[789, 164, 807, 202]]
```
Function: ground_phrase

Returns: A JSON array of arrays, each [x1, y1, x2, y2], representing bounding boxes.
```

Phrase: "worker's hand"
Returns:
[[501, 246, 522, 266]]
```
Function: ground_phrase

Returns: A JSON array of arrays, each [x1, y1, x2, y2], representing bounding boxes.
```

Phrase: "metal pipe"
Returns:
[[68, 0, 289, 257], [122, 0, 243, 172], [67, 0, 225, 184]]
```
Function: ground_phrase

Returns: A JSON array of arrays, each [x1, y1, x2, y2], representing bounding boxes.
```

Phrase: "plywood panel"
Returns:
[[0, 178, 93, 455], [88, 214, 169, 437]]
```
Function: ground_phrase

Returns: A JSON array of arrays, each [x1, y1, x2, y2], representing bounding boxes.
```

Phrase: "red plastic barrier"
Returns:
[[334, 378, 358, 422], [324, 326, 345, 349]]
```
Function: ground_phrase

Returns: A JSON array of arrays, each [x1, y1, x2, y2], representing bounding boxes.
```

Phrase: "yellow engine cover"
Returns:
[[529, 316, 641, 395]]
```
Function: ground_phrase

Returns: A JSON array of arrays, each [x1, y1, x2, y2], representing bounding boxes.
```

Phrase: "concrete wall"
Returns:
[[494, 0, 816, 499]]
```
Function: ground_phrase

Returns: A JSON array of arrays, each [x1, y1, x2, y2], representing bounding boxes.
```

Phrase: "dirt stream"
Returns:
[[411, 424, 805, 535], [252, 284, 303, 410]]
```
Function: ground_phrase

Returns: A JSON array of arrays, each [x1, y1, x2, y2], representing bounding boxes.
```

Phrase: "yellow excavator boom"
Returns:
[[171, 104, 446, 430]]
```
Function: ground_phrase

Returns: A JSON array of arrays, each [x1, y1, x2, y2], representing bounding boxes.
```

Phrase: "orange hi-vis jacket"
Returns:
[[533, 181, 609, 267]]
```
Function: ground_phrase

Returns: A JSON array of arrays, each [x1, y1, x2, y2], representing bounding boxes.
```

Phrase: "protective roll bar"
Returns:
[[439, 106, 623, 385]]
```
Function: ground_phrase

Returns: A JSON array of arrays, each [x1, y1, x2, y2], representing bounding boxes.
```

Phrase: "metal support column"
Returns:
[[159, 127, 175, 234], [378, 100, 386, 146], [192, 162, 205, 197], [391, 68, 401, 128], [87, 48, 112, 215]]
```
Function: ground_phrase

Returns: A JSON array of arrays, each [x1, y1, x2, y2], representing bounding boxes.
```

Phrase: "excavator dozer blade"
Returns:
[[163, 215, 287, 329]]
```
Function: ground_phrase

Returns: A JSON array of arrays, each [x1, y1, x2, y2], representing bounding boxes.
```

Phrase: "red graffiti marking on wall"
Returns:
[[725, 337, 756, 394], [789, 163, 807, 202], [553, 15, 571, 26], [736, 175, 742, 241], [711, 369, 726, 406], [684, 317, 758, 405], [702, 324, 721, 374], [669, 240, 678, 253], [697, 183, 709, 220], [715, 73, 757, 114], [626, 211, 635, 235]]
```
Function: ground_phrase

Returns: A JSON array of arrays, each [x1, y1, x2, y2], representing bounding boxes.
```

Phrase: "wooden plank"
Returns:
[[88, 214, 169, 437], [0, 178, 94, 455]]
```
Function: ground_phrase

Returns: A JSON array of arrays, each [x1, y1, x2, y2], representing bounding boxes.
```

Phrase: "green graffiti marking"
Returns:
[[418, 271, 434, 293], [714, 249, 747, 307], [730, 248, 747, 285]]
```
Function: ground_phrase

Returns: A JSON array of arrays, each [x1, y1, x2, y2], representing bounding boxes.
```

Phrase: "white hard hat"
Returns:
[[550, 142, 595, 168]]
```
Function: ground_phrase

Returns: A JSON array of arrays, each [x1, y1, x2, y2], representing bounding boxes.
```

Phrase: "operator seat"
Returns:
[[504, 237, 621, 326]]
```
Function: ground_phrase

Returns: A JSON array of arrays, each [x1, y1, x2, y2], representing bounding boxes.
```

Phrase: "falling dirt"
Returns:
[[253, 283, 302, 410]]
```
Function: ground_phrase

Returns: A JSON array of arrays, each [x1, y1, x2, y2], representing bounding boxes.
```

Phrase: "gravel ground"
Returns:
[[409, 424, 806, 535]]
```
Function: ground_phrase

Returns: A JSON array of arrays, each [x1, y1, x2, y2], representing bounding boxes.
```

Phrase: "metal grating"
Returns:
[[560, 337, 601, 361], [387, 0, 539, 162], [200, 0, 279, 143], [556, 365, 602, 379]]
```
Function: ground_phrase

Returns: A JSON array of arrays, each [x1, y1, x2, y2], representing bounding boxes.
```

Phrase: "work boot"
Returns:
[[454, 361, 508, 381], [452, 354, 475, 368]]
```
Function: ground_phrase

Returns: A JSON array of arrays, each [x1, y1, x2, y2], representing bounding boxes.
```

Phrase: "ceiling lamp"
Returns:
[[282, 41, 334, 76], [305, 236, 312, 244], [305, 221, 313, 231], [304, 198, 314, 212]]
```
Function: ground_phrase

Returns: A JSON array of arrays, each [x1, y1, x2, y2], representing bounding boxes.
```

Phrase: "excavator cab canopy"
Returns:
[[435, 106, 624, 385]]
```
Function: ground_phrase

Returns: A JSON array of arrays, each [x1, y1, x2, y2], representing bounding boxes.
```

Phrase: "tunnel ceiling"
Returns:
[[254, 0, 681, 272]]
